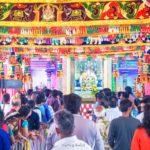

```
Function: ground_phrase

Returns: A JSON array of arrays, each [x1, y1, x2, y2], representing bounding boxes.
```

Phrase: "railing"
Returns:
[[11, 129, 47, 150]]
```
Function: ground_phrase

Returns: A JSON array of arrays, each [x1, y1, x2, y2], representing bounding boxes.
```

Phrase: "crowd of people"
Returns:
[[0, 86, 150, 150]]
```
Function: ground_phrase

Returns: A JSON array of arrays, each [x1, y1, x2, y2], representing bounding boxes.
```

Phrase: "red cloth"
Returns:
[[131, 128, 150, 150], [1, 123, 9, 133]]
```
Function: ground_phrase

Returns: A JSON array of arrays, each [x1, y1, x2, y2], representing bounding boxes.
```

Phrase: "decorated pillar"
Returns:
[[46, 61, 52, 89], [56, 57, 63, 91], [7, 52, 16, 80], [22, 57, 32, 90], [104, 57, 112, 89], [7, 52, 22, 81], [45, 59, 57, 89], [135, 53, 144, 97], [0, 54, 5, 99], [0, 55, 4, 80], [143, 48, 150, 95], [112, 58, 119, 91]]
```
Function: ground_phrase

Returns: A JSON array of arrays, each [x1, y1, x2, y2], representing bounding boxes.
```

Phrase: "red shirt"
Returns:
[[131, 128, 150, 150]]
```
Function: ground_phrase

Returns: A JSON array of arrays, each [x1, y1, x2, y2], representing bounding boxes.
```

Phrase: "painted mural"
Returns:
[[0, 2, 149, 22]]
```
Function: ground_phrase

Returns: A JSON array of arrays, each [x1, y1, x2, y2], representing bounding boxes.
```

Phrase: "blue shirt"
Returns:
[[38, 105, 45, 116], [0, 128, 11, 150]]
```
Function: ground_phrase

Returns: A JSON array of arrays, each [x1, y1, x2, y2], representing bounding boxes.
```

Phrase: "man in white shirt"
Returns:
[[46, 93, 104, 150], [106, 97, 121, 122], [136, 96, 150, 122], [52, 110, 92, 150]]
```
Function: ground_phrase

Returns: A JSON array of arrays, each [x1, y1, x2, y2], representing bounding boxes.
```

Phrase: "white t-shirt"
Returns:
[[0, 104, 11, 116], [106, 107, 121, 122], [136, 112, 144, 123], [52, 136, 92, 150]]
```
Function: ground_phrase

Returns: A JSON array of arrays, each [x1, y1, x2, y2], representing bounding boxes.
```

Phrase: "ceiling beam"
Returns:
[[0, 0, 136, 4], [0, 19, 150, 27], [0, 42, 149, 49]]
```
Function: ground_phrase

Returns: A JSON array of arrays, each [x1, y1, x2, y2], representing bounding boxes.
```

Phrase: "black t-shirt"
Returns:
[[27, 111, 40, 131], [108, 116, 140, 150]]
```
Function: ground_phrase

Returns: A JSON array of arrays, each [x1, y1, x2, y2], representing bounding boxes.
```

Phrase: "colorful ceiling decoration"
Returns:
[[0, 0, 149, 56], [0, 32, 150, 46], [0, 25, 150, 37], [0, 45, 146, 56], [0, 2, 149, 26]]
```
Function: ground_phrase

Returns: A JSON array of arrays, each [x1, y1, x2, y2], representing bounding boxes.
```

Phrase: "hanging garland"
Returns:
[[0, 25, 150, 37], [0, 34, 150, 48]]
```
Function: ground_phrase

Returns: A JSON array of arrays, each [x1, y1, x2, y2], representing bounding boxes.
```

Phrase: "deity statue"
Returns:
[[42, 5, 55, 21], [80, 69, 97, 91]]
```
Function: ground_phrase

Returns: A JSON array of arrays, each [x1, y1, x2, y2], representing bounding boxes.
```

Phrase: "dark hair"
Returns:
[[54, 110, 74, 136], [125, 86, 132, 94], [20, 94, 28, 105], [101, 96, 109, 108], [119, 99, 132, 112], [0, 109, 4, 126], [110, 96, 118, 101], [103, 88, 112, 97], [27, 89, 33, 96], [140, 95, 150, 104], [57, 91, 63, 105], [45, 89, 52, 98], [96, 92, 105, 100], [109, 97, 118, 108], [52, 90, 59, 98], [140, 104, 150, 137], [57, 91, 63, 98], [111, 92, 116, 97], [63, 93, 82, 114], [118, 91, 123, 98], [122, 92, 129, 99], [35, 92, 45, 104], [27, 100, 35, 109], [3, 93, 10, 103], [18, 106, 30, 117], [134, 98, 141, 107]]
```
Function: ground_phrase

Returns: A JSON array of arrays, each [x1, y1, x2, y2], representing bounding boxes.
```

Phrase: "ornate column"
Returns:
[[103, 57, 112, 89]]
